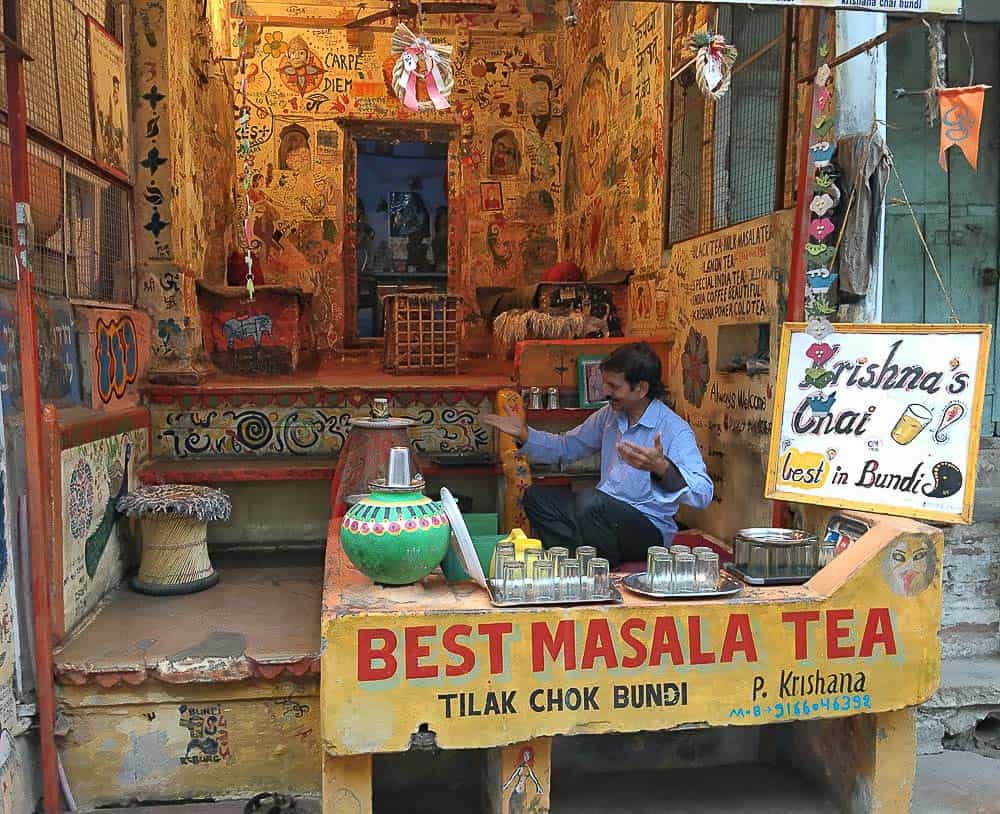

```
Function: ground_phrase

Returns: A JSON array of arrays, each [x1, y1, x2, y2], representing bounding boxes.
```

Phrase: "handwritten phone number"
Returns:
[[729, 694, 871, 721]]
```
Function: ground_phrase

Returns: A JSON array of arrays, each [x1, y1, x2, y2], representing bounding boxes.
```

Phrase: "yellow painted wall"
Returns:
[[229, 1, 565, 352], [59, 679, 319, 808]]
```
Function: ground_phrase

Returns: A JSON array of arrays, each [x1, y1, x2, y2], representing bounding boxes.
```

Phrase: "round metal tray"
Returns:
[[621, 571, 743, 600]]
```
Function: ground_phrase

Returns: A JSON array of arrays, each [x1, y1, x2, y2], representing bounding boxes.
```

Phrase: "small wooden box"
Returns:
[[383, 293, 462, 374]]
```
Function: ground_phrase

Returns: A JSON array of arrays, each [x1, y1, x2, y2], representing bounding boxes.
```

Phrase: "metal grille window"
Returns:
[[0, 126, 67, 294], [712, 6, 786, 229], [665, 6, 788, 245], [52, 0, 96, 157], [0, 127, 133, 305], [0, 0, 134, 305], [66, 161, 133, 304]]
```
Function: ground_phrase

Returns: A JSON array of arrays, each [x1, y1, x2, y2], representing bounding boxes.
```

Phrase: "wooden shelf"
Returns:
[[139, 457, 501, 485], [526, 407, 599, 421]]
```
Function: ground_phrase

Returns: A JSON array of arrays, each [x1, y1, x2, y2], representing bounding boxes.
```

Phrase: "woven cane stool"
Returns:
[[117, 485, 231, 595]]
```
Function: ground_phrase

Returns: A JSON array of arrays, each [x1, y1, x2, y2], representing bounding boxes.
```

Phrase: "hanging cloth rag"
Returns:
[[835, 130, 890, 301]]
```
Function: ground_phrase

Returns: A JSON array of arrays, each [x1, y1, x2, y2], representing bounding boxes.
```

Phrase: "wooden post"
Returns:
[[322, 752, 373, 814], [495, 388, 532, 534], [486, 738, 552, 814]]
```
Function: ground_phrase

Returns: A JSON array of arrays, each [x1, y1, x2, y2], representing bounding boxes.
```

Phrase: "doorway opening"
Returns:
[[355, 138, 449, 338]]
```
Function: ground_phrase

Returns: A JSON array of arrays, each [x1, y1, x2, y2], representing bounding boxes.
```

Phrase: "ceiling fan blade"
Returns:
[[345, 8, 399, 28]]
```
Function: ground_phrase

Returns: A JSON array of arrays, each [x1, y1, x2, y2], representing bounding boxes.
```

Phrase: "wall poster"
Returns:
[[87, 16, 131, 182], [766, 323, 992, 524]]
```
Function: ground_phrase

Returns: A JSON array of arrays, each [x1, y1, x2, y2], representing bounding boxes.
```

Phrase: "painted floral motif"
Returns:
[[262, 31, 287, 58], [681, 327, 710, 408], [68, 459, 95, 539]]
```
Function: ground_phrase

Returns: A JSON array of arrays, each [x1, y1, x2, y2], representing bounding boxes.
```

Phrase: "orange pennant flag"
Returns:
[[939, 85, 989, 171]]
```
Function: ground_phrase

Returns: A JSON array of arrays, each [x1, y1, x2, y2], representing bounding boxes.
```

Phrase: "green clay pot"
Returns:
[[340, 486, 451, 585]]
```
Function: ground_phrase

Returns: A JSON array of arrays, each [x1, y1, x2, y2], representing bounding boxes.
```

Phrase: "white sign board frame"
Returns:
[[766, 323, 991, 524], [677, 0, 962, 15]]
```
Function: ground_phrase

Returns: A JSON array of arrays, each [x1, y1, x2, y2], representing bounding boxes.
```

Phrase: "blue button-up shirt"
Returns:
[[520, 399, 713, 542]]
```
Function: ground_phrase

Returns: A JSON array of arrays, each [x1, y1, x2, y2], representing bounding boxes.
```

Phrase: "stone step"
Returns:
[[918, 655, 1000, 755]]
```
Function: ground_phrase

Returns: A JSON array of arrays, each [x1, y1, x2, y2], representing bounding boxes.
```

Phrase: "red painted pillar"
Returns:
[[2, 5, 61, 811]]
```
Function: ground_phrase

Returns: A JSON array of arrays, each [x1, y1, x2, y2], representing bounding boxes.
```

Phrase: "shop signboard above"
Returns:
[[691, 0, 962, 14], [766, 323, 991, 524]]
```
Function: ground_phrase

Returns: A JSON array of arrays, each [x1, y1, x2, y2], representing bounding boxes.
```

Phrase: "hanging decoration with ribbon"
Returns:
[[391, 22, 454, 112], [233, 0, 256, 301], [802, 37, 842, 342], [938, 84, 990, 172], [687, 32, 738, 100]]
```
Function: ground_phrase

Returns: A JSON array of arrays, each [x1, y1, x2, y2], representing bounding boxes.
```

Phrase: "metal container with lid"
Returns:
[[732, 528, 818, 581]]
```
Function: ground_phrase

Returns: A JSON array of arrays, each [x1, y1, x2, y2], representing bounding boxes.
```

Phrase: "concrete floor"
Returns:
[[79, 751, 1000, 813]]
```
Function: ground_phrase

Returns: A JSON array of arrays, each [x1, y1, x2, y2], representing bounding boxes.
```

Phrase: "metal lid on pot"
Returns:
[[734, 528, 817, 546]]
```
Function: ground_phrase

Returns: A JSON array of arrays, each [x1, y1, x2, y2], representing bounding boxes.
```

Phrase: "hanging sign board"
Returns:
[[682, 0, 963, 15], [766, 323, 991, 524]]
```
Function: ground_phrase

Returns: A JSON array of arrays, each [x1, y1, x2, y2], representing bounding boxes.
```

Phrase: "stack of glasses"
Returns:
[[645, 544, 720, 593], [491, 543, 612, 602]]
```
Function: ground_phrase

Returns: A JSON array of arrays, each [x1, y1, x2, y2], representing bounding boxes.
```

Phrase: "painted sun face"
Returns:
[[882, 533, 936, 597], [288, 45, 310, 69]]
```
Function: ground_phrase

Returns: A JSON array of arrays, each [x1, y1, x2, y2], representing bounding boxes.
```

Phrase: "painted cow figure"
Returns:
[[222, 314, 273, 349]]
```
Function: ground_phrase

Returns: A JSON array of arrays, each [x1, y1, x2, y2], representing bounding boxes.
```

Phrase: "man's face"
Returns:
[[602, 369, 647, 412]]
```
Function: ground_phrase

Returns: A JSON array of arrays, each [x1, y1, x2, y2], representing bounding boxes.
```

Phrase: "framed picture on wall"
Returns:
[[577, 355, 608, 409], [480, 181, 503, 212], [86, 16, 131, 182]]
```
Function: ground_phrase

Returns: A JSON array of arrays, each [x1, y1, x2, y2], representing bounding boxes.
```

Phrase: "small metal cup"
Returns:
[[370, 397, 391, 419], [386, 446, 413, 487]]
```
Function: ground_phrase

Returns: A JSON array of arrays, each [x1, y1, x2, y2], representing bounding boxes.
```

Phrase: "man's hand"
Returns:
[[480, 412, 529, 443], [617, 432, 669, 478]]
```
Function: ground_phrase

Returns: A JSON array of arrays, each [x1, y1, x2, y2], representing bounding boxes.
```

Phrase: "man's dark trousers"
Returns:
[[521, 484, 663, 567]]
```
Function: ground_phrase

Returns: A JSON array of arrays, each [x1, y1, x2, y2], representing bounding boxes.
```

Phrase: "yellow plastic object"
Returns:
[[500, 528, 542, 561]]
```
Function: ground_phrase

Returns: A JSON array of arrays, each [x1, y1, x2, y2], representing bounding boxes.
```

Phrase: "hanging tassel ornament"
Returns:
[[391, 23, 454, 112], [687, 32, 738, 100]]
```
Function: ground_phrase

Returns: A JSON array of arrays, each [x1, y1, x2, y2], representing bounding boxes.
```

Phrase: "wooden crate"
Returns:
[[383, 293, 461, 373]]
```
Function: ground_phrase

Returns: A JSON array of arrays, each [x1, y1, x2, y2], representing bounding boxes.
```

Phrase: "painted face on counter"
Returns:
[[882, 533, 936, 597]]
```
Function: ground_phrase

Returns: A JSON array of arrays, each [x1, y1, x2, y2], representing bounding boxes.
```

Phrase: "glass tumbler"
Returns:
[[817, 542, 837, 568], [523, 548, 546, 580], [576, 545, 597, 575], [694, 551, 720, 590], [562, 558, 582, 600], [670, 544, 692, 557], [502, 559, 526, 602], [533, 560, 555, 600], [548, 546, 569, 577], [646, 545, 668, 589], [491, 542, 515, 580], [588, 557, 611, 599], [673, 552, 696, 592], [649, 550, 673, 593], [748, 542, 769, 579]]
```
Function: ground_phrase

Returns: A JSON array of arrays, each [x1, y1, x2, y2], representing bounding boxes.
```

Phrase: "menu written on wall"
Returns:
[[766, 324, 992, 524]]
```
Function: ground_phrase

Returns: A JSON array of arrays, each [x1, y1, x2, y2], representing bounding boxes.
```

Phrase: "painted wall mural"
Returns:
[[0, 291, 81, 413], [149, 393, 493, 460], [61, 428, 149, 633], [230, 8, 564, 351], [74, 307, 153, 409], [134, 0, 236, 375], [561, 0, 665, 277]]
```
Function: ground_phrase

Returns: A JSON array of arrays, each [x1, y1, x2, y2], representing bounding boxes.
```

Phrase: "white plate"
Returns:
[[439, 487, 488, 588]]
